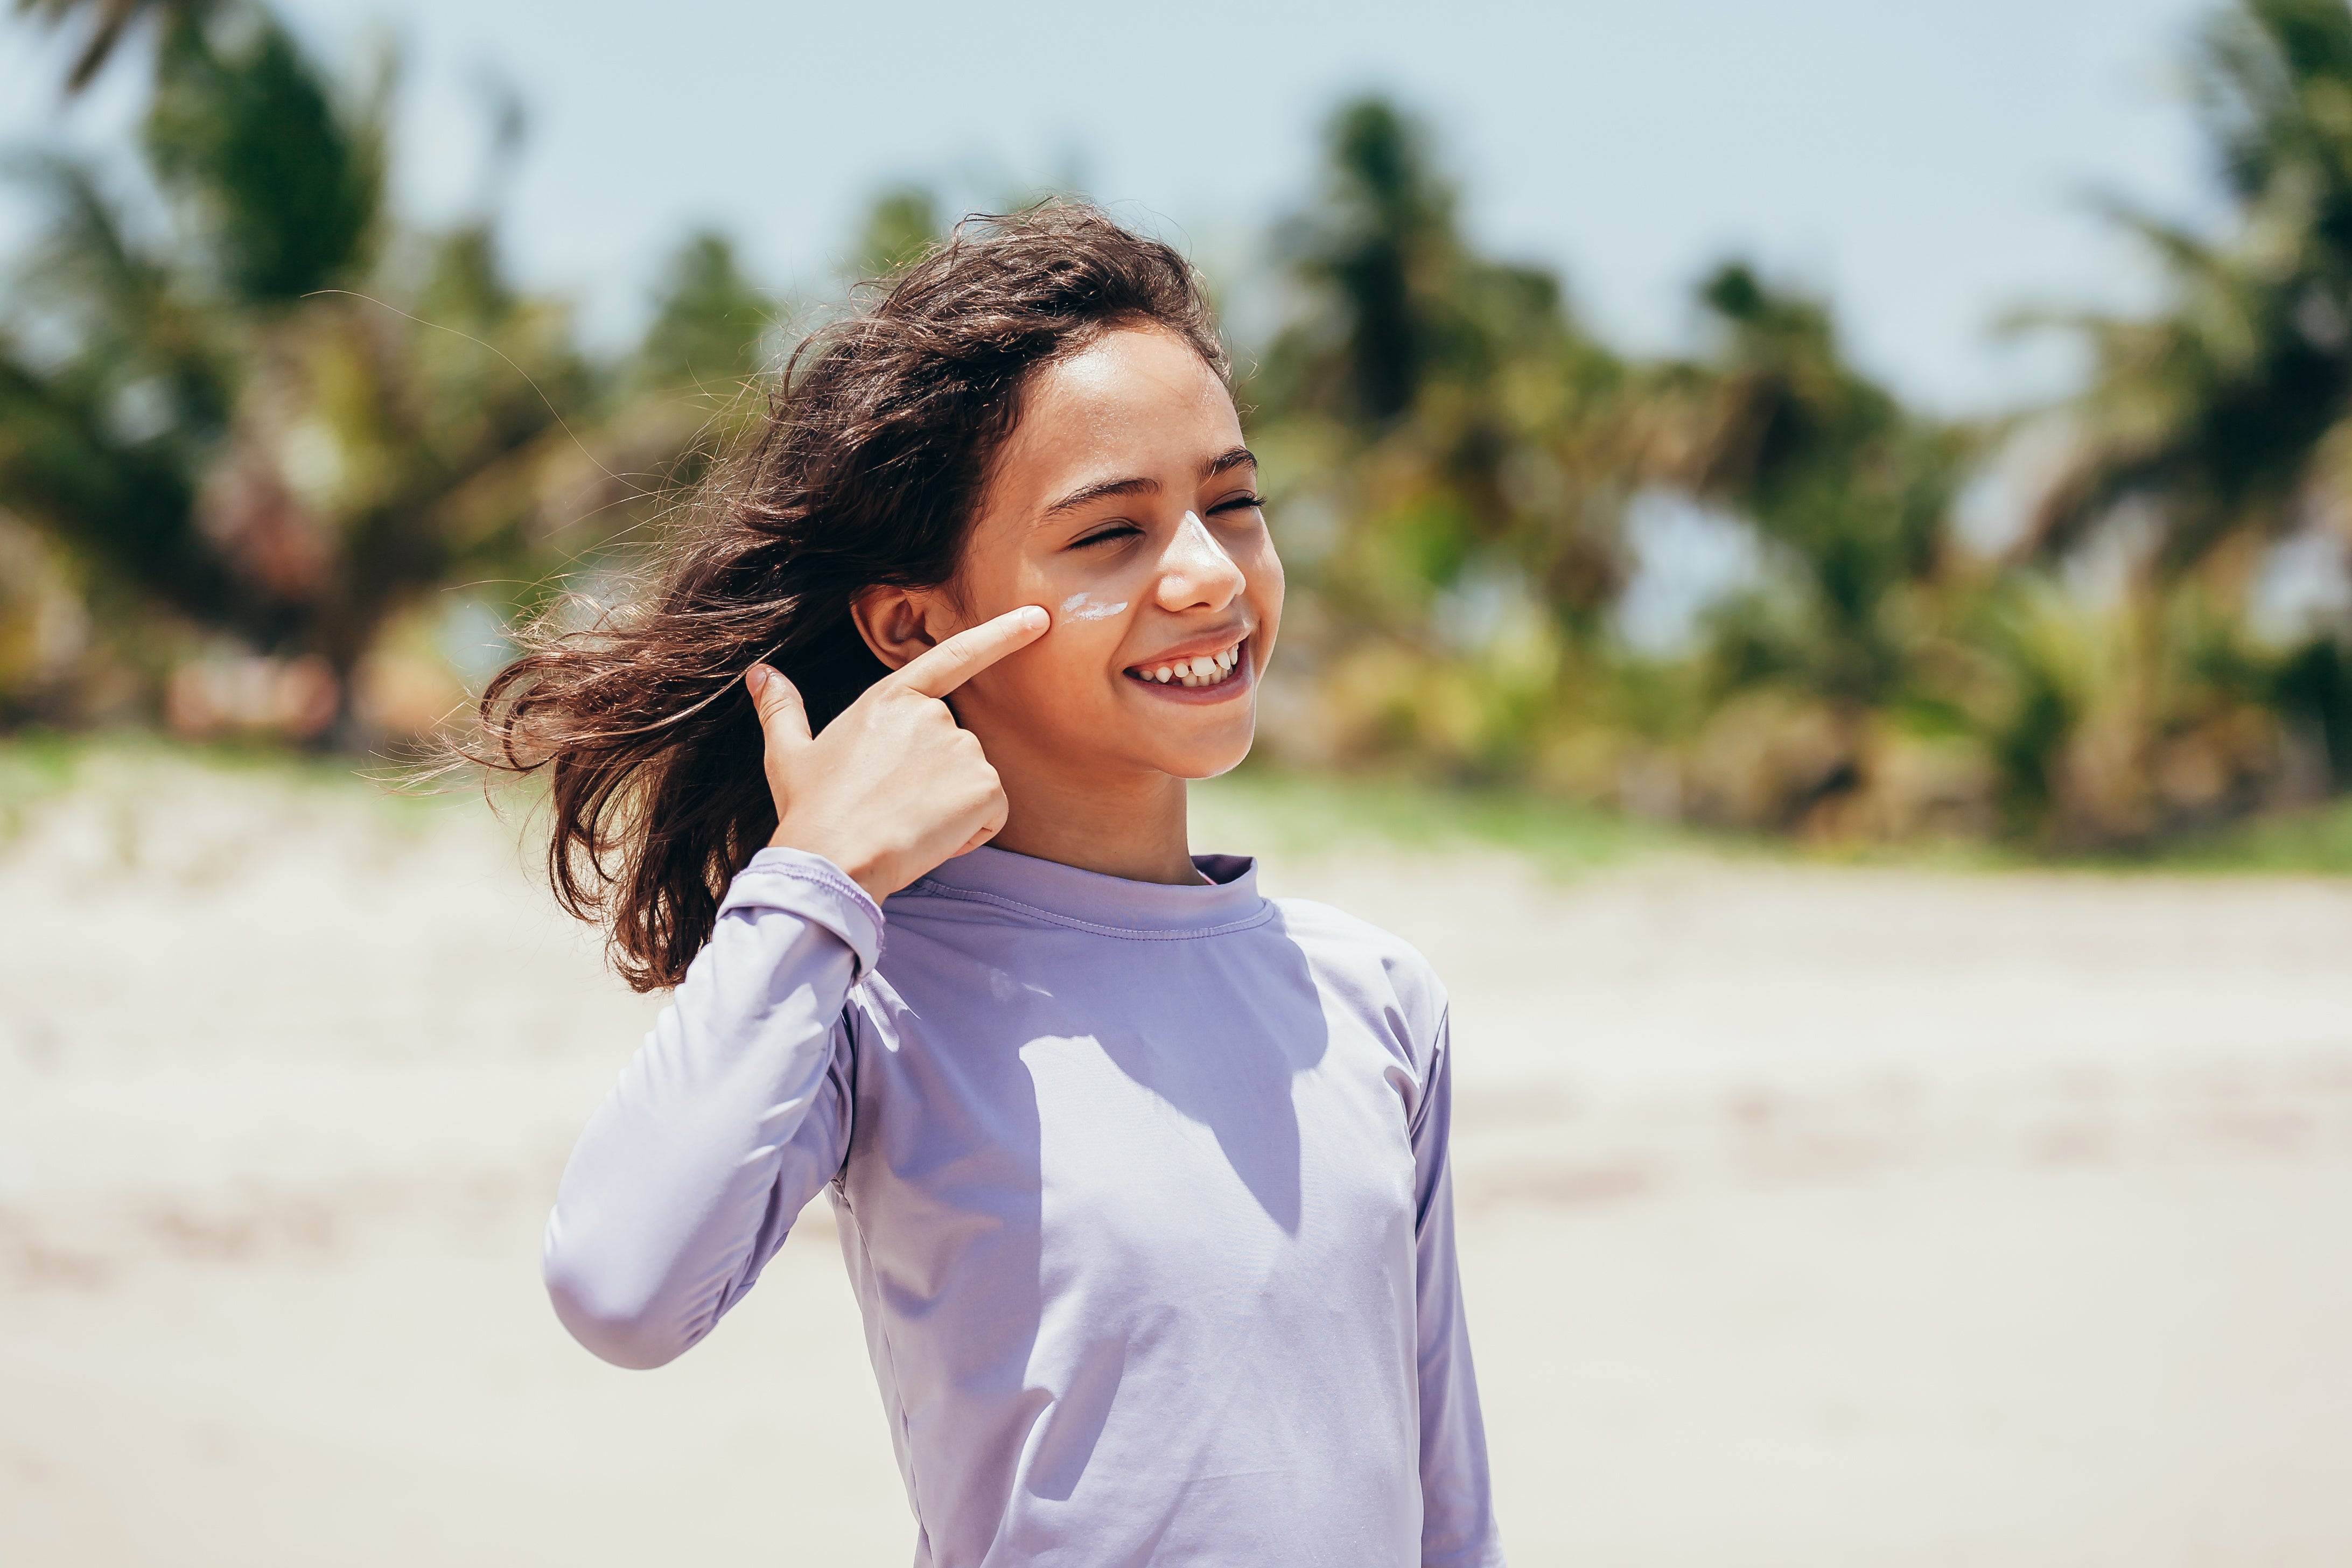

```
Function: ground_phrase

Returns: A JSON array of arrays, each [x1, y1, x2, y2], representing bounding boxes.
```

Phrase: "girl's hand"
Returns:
[[745, 605, 1049, 904]]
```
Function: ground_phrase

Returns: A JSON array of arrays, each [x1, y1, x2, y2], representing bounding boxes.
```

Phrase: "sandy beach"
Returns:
[[5, 755, 2350, 1566]]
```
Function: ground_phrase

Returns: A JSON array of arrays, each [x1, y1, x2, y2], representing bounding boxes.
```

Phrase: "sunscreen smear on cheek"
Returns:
[[1059, 591, 1128, 621]]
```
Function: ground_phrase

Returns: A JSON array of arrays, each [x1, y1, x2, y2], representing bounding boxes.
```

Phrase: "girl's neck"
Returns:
[[986, 766, 1200, 886]]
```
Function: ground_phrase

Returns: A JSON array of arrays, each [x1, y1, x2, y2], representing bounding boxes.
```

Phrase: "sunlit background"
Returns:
[[5, 1, 2352, 1564]]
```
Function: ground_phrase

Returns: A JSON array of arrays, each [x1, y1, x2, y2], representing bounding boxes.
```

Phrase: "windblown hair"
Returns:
[[474, 204, 1227, 991]]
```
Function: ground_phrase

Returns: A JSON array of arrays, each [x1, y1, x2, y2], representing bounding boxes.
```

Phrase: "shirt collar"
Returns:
[[900, 844, 1267, 937]]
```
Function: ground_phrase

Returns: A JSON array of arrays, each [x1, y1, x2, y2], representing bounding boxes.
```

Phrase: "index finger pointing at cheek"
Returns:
[[893, 605, 1051, 699]]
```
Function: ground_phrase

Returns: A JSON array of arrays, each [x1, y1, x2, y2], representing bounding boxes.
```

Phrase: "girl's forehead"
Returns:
[[978, 329, 1243, 525], [1026, 328, 1230, 423]]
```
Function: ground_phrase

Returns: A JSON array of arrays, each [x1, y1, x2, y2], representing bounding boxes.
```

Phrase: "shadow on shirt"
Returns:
[[837, 904, 1334, 1533]]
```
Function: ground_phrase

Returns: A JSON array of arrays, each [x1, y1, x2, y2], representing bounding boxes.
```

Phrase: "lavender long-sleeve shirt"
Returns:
[[544, 843, 1504, 1567]]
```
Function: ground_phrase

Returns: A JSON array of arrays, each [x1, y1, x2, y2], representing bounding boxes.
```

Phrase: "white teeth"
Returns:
[[1131, 641, 1245, 686]]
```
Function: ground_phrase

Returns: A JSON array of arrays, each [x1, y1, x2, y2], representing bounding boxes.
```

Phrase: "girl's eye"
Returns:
[[1073, 524, 1142, 549], [1209, 494, 1265, 516]]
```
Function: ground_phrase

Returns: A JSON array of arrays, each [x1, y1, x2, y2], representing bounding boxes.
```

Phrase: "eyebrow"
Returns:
[[1037, 447, 1259, 521], [1204, 445, 1257, 479]]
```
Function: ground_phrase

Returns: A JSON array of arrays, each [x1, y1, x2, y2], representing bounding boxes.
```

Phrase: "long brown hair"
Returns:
[[474, 204, 1228, 991]]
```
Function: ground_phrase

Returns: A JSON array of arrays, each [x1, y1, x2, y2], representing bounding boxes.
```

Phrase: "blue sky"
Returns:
[[3, 0, 2221, 415]]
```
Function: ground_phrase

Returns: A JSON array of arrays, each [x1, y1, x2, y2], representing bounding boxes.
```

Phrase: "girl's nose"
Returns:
[[1153, 510, 1245, 613]]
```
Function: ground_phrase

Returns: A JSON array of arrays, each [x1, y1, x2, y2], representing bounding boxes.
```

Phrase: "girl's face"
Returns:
[[869, 325, 1281, 786]]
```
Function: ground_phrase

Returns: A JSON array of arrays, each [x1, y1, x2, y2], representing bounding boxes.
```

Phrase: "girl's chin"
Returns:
[[1166, 723, 1257, 778], [1166, 742, 1255, 782], [1098, 704, 1257, 780]]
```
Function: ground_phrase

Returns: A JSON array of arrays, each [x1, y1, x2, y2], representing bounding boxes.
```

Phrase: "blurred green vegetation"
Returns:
[[8, 0, 2352, 862], [1192, 763, 1683, 877], [12, 727, 2347, 881]]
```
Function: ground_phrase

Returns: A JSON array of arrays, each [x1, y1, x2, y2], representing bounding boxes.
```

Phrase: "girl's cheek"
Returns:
[[1036, 599, 1131, 697]]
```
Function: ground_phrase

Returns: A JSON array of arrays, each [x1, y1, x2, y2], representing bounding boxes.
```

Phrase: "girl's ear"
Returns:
[[849, 587, 943, 672]]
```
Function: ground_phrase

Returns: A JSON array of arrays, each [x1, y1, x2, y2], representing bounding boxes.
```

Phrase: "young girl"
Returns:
[[485, 205, 1503, 1567]]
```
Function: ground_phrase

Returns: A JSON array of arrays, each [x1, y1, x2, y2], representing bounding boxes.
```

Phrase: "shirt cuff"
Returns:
[[720, 846, 886, 977]]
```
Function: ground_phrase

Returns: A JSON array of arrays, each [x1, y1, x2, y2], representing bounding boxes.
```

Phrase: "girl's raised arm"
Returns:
[[540, 603, 1049, 1368], [540, 848, 879, 1369]]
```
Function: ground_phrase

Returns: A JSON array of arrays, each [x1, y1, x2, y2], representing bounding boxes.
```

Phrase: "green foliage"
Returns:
[[1251, 96, 1986, 834], [144, 6, 384, 304], [2031, 0, 2352, 572], [1251, 96, 1643, 789], [636, 231, 775, 394], [6, 0, 2352, 864], [1675, 262, 1970, 711], [850, 186, 944, 281], [2155, 792, 2352, 869], [1, 153, 234, 629], [1193, 762, 1685, 873], [11, 0, 194, 94], [1243, 12, 2352, 852], [1947, 0, 2352, 843], [0, 1, 600, 739], [2272, 633, 2352, 783], [1269, 99, 1452, 424]]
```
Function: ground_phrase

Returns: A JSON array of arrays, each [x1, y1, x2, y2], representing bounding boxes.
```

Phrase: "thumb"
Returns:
[[745, 664, 813, 749]]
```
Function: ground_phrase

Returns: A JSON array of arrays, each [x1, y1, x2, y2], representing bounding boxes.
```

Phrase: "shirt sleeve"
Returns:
[[541, 846, 882, 1370], [1410, 1006, 1508, 1567]]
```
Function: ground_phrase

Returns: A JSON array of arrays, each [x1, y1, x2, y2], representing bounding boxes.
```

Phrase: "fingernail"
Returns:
[[1020, 606, 1048, 631], [745, 665, 770, 696]]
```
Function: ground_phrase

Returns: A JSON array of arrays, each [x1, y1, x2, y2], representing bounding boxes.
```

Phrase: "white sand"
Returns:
[[5, 758, 2351, 1566]]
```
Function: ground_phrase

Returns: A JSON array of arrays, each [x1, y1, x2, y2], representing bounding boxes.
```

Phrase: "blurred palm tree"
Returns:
[[604, 228, 779, 482], [1265, 98, 1461, 428], [1672, 263, 1967, 710], [0, 1, 599, 740], [2005, 0, 2352, 829], [1593, 263, 1977, 832], [12, 0, 193, 94], [635, 232, 776, 396], [2030, 0, 2352, 577], [1255, 97, 1640, 775], [617, 189, 948, 494]]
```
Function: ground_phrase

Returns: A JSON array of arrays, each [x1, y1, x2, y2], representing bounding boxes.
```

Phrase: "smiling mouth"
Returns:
[[1123, 635, 1247, 689]]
